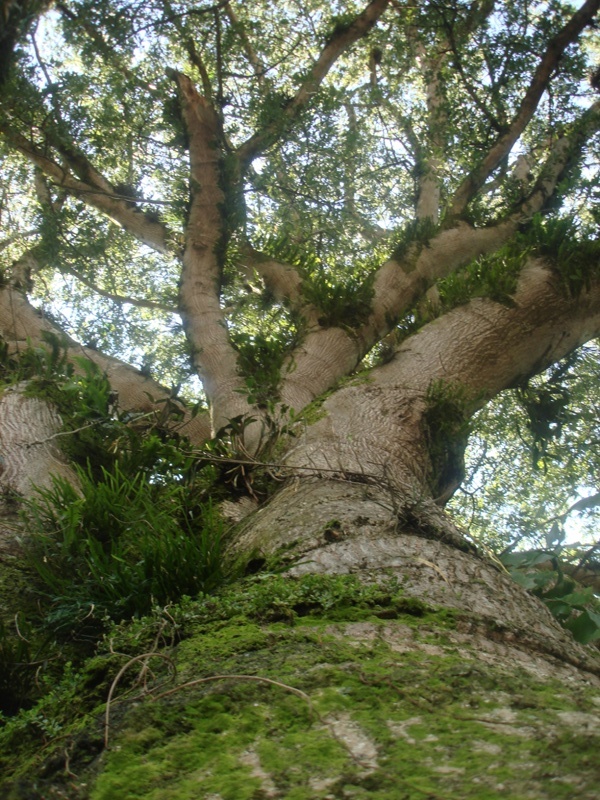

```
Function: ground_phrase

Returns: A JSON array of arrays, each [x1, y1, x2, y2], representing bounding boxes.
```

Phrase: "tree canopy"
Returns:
[[0, 0, 599, 556], [2, 6, 600, 792]]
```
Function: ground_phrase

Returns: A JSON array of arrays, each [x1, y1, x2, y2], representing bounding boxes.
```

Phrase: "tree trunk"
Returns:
[[1, 370, 599, 800], [78, 495, 600, 799]]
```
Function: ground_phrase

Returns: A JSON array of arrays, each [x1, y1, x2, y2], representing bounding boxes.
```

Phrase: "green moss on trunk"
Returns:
[[1, 574, 598, 800]]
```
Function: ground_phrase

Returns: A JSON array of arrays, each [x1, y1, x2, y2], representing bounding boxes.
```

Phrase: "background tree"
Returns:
[[1, 1, 600, 797]]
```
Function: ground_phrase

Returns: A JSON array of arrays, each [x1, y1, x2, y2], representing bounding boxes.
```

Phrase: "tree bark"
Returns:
[[1, 268, 599, 798], [1, 361, 599, 798]]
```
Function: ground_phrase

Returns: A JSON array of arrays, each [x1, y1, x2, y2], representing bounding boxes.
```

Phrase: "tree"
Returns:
[[1, 1, 600, 797]]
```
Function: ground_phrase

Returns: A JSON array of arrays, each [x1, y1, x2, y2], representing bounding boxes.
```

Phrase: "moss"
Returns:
[[93, 624, 600, 799], [1, 573, 599, 799]]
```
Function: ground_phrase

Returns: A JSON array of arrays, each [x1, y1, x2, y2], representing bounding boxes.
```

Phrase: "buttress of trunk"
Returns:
[[231, 477, 598, 675]]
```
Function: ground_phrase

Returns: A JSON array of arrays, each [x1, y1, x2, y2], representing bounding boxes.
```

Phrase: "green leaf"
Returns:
[[564, 610, 600, 644]]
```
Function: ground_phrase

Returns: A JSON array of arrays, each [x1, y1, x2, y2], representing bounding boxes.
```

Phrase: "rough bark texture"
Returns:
[[1, 353, 599, 798], [0, 384, 77, 497]]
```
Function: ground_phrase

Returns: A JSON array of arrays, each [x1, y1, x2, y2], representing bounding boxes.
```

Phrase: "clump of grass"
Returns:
[[23, 462, 228, 635]]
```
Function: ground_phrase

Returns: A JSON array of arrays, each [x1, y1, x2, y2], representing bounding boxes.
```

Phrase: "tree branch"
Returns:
[[278, 94, 600, 412], [447, 0, 600, 218], [368, 98, 600, 352], [0, 124, 174, 255], [235, 0, 390, 168], [413, 44, 447, 223], [0, 284, 211, 444], [60, 263, 177, 314], [0, 229, 37, 253], [382, 258, 600, 405], [519, 100, 600, 218], [171, 71, 256, 431], [225, 1, 268, 88], [279, 219, 517, 410], [238, 243, 321, 325]]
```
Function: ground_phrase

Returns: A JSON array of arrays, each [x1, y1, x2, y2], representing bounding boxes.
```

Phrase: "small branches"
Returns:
[[235, 0, 390, 168], [448, 0, 600, 218], [160, 0, 214, 98], [225, 1, 269, 90], [0, 124, 172, 255]]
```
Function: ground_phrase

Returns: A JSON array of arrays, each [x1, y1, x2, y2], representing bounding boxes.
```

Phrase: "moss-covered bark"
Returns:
[[1, 572, 599, 800]]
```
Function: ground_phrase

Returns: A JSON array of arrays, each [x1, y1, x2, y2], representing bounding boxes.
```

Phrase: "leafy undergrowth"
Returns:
[[0, 573, 599, 800]]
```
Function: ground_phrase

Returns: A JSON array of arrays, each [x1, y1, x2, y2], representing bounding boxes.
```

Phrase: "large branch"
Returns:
[[280, 220, 517, 411], [447, 0, 600, 218], [279, 100, 600, 411], [0, 284, 211, 444], [172, 72, 256, 431], [381, 259, 600, 404], [0, 124, 174, 255], [288, 256, 600, 508], [235, 0, 390, 168], [413, 45, 447, 223], [520, 99, 600, 217]]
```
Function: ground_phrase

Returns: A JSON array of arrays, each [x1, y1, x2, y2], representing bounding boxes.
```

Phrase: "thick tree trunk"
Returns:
[[72, 477, 598, 799], [2, 277, 600, 796], [232, 478, 597, 668], [1, 370, 599, 800]]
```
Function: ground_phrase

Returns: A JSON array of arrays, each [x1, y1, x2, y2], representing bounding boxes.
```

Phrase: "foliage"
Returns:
[[0, 337, 233, 638], [515, 380, 572, 472], [522, 214, 600, 296], [436, 214, 600, 313], [390, 217, 441, 264], [437, 238, 527, 310], [451, 345, 600, 552], [500, 531, 600, 645], [23, 463, 227, 633], [176, 572, 429, 627], [0, 619, 38, 716], [301, 266, 375, 328]]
